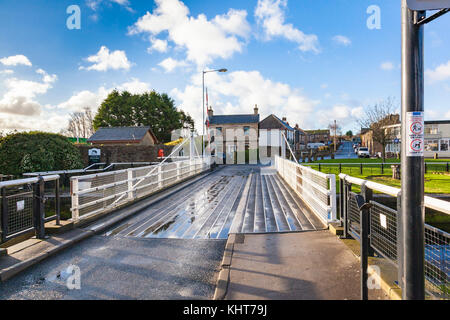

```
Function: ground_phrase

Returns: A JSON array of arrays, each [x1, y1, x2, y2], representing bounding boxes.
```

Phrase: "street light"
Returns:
[[202, 68, 228, 157]]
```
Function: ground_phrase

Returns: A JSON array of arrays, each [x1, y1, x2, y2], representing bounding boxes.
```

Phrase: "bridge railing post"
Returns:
[[71, 178, 79, 222], [34, 176, 45, 239]]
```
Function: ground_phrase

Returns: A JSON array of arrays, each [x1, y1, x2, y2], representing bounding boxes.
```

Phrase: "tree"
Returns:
[[0, 132, 83, 176], [65, 107, 94, 139], [346, 130, 353, 138], [93, 90, 194, 143], [328, 121, 342, 152], [358, 97, 400, 161]]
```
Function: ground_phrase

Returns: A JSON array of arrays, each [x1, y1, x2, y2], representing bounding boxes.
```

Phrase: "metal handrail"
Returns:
[[0, 174, 60, 188], [339, 173, 450, 215]]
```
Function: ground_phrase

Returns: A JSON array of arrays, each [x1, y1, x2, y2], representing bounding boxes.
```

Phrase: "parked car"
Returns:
[[307, 143, 325, 149], [357, 147, 370, 158]]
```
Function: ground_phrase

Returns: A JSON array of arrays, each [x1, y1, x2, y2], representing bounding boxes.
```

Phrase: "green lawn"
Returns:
[[309, 158, 450, 164]]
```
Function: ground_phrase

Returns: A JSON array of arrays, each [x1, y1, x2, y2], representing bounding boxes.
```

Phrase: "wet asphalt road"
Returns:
[[0, 235, 226, 300]]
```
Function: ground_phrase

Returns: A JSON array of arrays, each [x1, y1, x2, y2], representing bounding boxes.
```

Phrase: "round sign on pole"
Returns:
[[407, 0, 450, 10]]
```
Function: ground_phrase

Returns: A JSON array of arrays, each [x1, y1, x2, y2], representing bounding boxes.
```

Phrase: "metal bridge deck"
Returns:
[[105, 165, 325, 240]]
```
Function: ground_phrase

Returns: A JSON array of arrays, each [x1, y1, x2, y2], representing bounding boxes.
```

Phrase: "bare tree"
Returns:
[[66, 107, 95, 139], [328, 120, 342, 152], [358, 97, 400, 161]]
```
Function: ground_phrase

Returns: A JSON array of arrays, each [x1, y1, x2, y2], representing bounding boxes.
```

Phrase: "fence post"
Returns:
[[158, 165, 163, 189], [447, 162, 449, 172], [1, 187, 8, 243], [360, 163, 363, 175], [358, 195, 370, 300], [329, 174, 337, 222], [71, 178, 79, 221], [318, 163, 321, 172], [34, 177, 45, 239], [127, 169, 134, 200], [381, 163, 384, 174], [55, 177, 61, 225], [339, 163, 342, 173], [396, 191, 404, 292], [339, 177, 344, 223], [361, 183, 374, 257], [176, 162, 181, 181], [424, 162, 427, 174]]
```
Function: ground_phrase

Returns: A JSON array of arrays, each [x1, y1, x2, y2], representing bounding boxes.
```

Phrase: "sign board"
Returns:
[[380, 214, 388, 229], [88, 148, 101, 164], [406, 112, 425, 157], [407, 0, 450, 10], [17, 200, 25, 212]]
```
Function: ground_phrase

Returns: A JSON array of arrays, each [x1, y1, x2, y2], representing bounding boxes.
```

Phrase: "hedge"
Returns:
[[0, 131, 84, 176]]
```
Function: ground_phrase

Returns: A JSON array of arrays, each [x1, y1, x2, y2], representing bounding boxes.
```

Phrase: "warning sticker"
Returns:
[[406, 112, 424, 157]]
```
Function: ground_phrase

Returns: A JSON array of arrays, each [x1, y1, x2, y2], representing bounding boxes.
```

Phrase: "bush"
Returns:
[[0, 131, 84, 176]]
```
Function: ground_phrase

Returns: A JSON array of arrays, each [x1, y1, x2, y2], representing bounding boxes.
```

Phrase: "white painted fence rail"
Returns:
[[70, 157, 211, 222], [275, 156, 337, 224]]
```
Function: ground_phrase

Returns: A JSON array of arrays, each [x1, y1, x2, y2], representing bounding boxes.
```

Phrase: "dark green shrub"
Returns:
[[0, 131, 84, 176]]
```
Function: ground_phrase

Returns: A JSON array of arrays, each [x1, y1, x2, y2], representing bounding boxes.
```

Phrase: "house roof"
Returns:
[[425, 120, 450, 125], [304, 129, 330, 135], [209, 114, 260, 125], [88, 126, 158, 143], [259, 114, 294, 131]]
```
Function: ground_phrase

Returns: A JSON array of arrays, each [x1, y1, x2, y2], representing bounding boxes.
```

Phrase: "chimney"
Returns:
[[208, 106, 213, 118], [295, 124, 299, 129], [254, 104, 259, 115], [282, 117, 287, 122]]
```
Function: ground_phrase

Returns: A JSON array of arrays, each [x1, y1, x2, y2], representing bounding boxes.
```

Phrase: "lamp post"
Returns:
[[202, 68, 227, 157]]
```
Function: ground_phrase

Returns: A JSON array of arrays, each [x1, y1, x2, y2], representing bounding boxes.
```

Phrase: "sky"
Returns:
[[0, 0, 449, 135]]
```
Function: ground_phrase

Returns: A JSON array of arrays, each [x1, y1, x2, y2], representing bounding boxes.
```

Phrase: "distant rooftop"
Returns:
[[209, 114, 260, 125], [88, 126, 157, 143]]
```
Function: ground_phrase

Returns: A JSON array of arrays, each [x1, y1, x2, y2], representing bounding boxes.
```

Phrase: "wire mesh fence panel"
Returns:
[[424, 224, 449, 299], [5, 189, 34, 236], [370, 200, 398, 265], [348, 191, 361, 237]]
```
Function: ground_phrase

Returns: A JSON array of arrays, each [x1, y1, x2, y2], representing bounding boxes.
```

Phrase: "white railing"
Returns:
[[70, 157, 211, 222], [274, 156, 337, 224]]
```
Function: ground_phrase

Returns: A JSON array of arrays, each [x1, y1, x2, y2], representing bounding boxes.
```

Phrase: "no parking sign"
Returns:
[[406, 112, 424, 157]]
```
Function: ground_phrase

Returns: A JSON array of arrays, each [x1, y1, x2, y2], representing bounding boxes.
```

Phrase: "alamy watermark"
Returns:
[[66, 264, 81, 290], [67, 5, 81, 30], [367, 5, 381, 30]]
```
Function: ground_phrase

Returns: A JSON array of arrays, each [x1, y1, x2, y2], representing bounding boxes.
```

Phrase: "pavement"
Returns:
[[215, 231, 388, 300], [0, 235, 226, 300]]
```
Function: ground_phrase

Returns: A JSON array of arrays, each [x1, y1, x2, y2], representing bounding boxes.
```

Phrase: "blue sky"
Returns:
[[0, 0, 449, 134]]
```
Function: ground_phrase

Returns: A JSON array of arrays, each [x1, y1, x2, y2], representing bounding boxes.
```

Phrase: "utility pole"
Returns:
[[334, 120, 337, 153], [400, 0, 425, 300]]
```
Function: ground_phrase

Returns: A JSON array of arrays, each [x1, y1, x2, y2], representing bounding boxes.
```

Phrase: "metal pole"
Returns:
[[401, 0, 425, 300], [202, 71, 205, 158], [1, 187, 8, 243]]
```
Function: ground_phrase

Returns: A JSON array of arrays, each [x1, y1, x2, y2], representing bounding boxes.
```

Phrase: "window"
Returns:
[[244, 126, 250, 136], [425, 125, 439, 135], [425, 139, 439, 151], [440, 140, 449, 151]]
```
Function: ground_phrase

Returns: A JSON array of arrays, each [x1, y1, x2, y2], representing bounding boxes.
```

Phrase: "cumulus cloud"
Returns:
[[158, 58, 188, 73], [87, 0, 132, 11], [426, 60, 450, 83], [171, 70, 319, 131], [0, 70, 14, 75], [57, 78, 151, 113], [129, 0, 251, 66], [80, 46, 132, 72], [381, 61, 394, 71], [316, 104, 363, 129], [255, 0, 319, 53], [0, 54, 32, 67], [0, 67, 57, 117], [332, 35, 351, 46], [148, 37, 169, 53]]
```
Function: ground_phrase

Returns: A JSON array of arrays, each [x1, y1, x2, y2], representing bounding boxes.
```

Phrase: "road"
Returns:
[[320, 141, 357, 160]]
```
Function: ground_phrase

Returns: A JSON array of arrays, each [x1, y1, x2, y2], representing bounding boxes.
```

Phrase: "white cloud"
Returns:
[[317, 104, 363, 129], [0, 55, 32, 67], [58, 78, 151, 113], [446, 110, 450, 118], [129, 0, 251, 66], [381, 61, 394, 71], [333, 35, 351, 46], [80, 46, 132, 72], [148, 38, 169, 53], [255, 0, 319, 53], [426, 60, 450, 83], [0, 70, 14, 75], [0, 67, 57, 117], [158, 58, 188, 73], [87, 0, 132, 11], [171, 70, 319, 131], [320, 83, 328, 89]]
